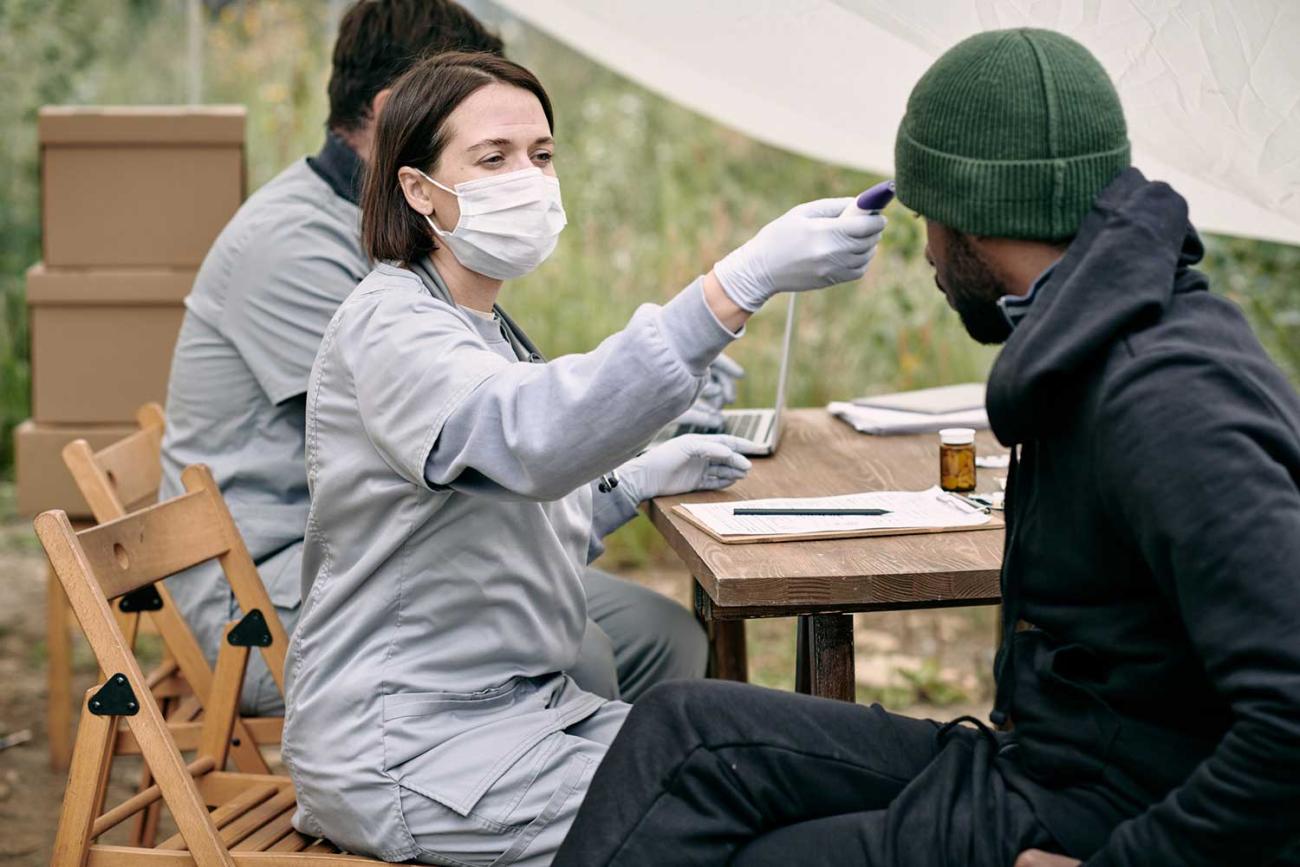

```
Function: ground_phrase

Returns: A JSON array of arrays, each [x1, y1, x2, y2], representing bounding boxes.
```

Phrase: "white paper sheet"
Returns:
[[827, 401, 989, 435], [679, 486, 991, 538], [852, 383, 985, 415]]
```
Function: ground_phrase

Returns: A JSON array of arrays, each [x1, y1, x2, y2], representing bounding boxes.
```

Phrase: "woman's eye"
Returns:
[[533, 151, 553, 164], [481, 154, 505, 167]]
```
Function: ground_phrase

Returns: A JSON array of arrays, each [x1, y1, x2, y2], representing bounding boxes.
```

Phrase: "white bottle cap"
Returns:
[[939, 428, 976, 446]]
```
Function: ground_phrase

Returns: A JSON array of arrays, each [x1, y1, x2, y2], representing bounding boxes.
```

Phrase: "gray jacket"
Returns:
[[282, 262, 735, 860]]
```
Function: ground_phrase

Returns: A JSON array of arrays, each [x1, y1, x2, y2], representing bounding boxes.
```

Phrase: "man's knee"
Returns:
[[582, 570, 707, 699], [636, 590, 708, 682], [569, 619, 621, 700]]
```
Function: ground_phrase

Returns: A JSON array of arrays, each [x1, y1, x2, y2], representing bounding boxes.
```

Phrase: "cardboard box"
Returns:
[[27, 264, 189, 423], [40, 106, 246, 267], [15, 419, 138, 518]]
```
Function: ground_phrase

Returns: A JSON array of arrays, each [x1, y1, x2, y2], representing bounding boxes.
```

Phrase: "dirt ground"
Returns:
[[0, 500, 997, 865]]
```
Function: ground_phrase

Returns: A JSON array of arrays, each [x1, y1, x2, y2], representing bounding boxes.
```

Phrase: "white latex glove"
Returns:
[[672, 354, 746, 430], [673, 402, 725, 430], [618, 435, 754, 503], [705, 353, 745, 407], [713, 198, 887, 312]]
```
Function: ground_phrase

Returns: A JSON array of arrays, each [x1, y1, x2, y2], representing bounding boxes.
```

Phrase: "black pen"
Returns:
[[732, 508, 891, 517]]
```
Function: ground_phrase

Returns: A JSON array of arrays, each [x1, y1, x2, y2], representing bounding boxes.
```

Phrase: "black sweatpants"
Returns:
[[553, 680, 1066, 867]]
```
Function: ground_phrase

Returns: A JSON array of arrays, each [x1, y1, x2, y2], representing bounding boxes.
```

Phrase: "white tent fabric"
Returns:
[[492, 0, 1300, 246]]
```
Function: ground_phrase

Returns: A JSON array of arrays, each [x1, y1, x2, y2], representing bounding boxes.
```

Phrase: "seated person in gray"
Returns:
[[281, 51, 886, 865], [160, 0, 740, 714], [552, 29, 1300, 867]]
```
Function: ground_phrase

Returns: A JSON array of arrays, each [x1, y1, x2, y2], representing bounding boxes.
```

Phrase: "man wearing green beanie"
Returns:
[[550, 27, 1300, 867]]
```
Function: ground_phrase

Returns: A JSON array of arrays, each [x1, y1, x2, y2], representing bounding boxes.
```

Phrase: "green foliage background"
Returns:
[[1, 2, 1296, 558]]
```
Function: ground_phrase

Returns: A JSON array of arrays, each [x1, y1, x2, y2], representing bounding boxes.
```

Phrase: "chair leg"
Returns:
[[198, 632, 251, 770], [47, 561, 74, 770], [51, 689, 116, 867]]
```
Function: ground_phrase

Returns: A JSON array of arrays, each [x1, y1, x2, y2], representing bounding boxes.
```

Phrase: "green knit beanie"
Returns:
[[895, 28, 1130, 240]]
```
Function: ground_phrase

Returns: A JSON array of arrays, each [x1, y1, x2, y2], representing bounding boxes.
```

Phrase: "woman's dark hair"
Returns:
[[362, 51, 554, 264], [327, 0, 504, 134]]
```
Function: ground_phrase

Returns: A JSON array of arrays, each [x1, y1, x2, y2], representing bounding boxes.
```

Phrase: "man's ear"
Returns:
[[396, 167, 433, 216], [965, 233, 992, 257]]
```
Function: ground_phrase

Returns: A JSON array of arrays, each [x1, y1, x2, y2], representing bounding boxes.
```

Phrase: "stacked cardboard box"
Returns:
[[16, 106, 246, 519]]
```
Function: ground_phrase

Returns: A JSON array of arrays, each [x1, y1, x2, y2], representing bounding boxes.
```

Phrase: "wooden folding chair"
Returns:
[[38, 466, 378, 866], [49, 403, 166, 770], [63, 405, 285, 845]]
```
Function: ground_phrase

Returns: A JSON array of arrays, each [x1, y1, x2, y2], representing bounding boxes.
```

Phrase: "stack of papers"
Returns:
[[853, 383, 985, 414], [828, 402, 989, 435], [828, 383, 989, 435], [675, 486, 1000, 544]]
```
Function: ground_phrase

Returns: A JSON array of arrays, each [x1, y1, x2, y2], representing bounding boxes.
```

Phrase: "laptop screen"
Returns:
[[770, 293, 797, 443]]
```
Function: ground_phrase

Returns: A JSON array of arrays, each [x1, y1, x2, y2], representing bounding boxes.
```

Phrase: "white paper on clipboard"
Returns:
[[676, 486, 992, 541]]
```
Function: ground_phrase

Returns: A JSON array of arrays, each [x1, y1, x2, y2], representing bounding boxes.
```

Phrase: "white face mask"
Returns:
[[413, 166, 566, 280]]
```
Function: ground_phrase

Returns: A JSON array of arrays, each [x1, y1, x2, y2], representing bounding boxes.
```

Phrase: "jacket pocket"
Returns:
[[381, 676, 601, 820], [397, 741, 595, 867], [1018, 634, 1122, 781]]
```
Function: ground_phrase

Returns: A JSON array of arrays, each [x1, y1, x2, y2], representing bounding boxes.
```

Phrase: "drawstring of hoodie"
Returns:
[[989, 444, 1022, 727], [938, 714, 1001, 750]]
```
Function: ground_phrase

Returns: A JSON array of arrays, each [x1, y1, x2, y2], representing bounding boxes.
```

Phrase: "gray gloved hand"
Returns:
[[618, 435, 754, 503], [673, 403, 725, 430], [713, 197, 887, 312], [672, 354, 746, 430], [704, 353, 744, 407]]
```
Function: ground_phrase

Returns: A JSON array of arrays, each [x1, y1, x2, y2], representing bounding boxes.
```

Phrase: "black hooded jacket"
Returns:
[[987, 168, 1300, 866]]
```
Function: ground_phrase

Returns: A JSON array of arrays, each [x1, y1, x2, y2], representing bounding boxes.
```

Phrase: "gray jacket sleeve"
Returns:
[[221, 207, 367, 405], [586, 478, 643, 563], [425, 278, 737, 502]]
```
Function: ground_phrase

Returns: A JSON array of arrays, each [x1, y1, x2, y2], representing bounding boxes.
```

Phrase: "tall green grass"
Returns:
[[0, 2, 1296, 564]]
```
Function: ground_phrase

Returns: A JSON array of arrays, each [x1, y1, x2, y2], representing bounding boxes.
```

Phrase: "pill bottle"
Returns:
[[939, 428, 977, 493]]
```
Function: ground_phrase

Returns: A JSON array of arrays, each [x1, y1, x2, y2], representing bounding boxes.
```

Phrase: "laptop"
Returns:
[[647, 293, 797, 457]]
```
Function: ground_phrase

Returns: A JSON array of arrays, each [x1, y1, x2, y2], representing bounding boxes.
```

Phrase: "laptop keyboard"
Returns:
[[675, 411, 765, 442]]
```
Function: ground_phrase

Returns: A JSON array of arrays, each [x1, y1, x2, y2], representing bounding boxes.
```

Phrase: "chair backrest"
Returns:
[[54, 456, 290, 699], [62, 402, 177, 684], [63, 402, 165, 522]]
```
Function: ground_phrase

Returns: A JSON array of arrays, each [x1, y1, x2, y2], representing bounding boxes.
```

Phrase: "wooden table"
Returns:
[[648, 408, 1005, 701]]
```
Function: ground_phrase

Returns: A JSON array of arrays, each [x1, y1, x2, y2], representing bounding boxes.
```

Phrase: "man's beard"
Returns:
[[936, 233, 1013, 345]]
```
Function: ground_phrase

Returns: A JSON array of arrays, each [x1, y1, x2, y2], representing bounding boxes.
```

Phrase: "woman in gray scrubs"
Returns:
[[282, 52, 887, 867]]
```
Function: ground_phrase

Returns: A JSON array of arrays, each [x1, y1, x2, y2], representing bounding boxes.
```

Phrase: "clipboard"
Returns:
[[671, 488, 1005, 545]]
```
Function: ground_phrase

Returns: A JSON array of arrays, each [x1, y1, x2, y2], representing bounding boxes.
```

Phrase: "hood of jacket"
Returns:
[[986, 167, 1209, 446]]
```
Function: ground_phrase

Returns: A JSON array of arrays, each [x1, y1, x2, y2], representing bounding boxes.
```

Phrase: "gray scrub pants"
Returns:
[[568, 568, 708, 703], [241, 567, 707, 715]]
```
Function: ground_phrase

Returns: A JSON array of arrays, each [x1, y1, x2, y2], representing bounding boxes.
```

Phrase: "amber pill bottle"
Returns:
[[939, 428, 977, 493]]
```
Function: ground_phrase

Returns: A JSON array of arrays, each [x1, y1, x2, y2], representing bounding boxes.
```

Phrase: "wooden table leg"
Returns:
[[47, 559, 74, 770], [799, 614, 855, 702], [795, 616, 812, 694], [694, 581, 747, 682]]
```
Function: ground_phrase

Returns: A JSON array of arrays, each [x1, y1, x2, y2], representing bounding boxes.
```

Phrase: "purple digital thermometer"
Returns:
[[840, 179, 895, 217]]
